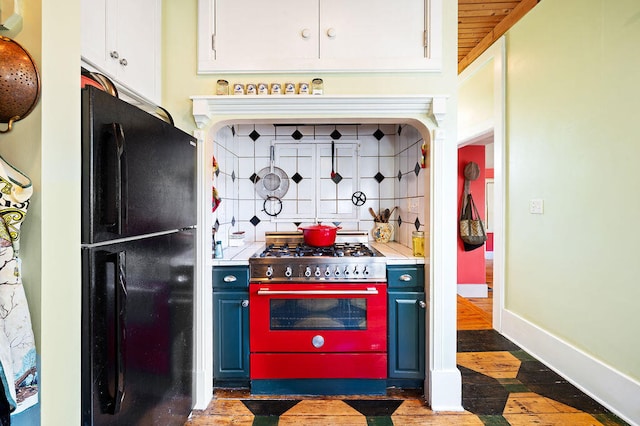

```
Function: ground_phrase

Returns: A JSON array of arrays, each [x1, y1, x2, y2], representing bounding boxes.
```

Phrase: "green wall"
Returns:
[[458, 57, 494, 141], [505, 0, 640, 380]]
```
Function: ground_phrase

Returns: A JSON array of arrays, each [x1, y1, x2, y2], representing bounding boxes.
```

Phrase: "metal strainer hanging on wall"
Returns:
[[255, 145, 290, 199], [0, 36, 41, 133]]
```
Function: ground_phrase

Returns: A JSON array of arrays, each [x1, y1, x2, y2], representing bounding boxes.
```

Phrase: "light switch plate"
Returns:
[[529, 199, 544, 214]]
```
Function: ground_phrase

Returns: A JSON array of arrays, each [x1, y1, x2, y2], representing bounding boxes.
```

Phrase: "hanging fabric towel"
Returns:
[[0, 156, 38, 421]]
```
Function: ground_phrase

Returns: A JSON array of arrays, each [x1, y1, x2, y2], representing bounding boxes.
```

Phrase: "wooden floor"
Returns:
[[186, 260, 628, 425]]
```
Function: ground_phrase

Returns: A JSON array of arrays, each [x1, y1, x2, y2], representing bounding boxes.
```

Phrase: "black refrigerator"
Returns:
[[81, 87, 196, 425]]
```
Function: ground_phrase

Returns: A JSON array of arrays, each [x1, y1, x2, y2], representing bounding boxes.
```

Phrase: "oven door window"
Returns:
[[270, 298, 367, 330]]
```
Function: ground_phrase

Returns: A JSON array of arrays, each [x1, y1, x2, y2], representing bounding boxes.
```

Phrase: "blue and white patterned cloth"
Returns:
[[0, 156, 38, 417]]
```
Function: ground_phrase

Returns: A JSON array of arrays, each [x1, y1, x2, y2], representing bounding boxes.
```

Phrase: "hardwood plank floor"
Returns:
[[186, 259, 628, 425]]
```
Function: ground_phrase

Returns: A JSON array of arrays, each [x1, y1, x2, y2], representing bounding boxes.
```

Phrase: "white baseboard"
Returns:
[[501, 309, 640, 426], [457, 283, 488, 298]]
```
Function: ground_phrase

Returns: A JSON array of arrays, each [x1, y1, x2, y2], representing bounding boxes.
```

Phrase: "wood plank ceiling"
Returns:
[[458, 0, 540, 73]]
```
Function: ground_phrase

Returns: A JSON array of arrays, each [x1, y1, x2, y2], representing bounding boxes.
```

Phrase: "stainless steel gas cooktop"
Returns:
[[249, 232, 386, 282]]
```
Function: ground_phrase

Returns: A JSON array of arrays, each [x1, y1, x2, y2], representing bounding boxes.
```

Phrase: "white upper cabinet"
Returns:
[[198, 0, 442, 73], [81, 0, 161, 104]]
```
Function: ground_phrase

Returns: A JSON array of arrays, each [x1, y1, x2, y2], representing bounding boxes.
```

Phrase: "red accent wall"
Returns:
[[486, 167, 494, 252], [457, 146, 486, 284]]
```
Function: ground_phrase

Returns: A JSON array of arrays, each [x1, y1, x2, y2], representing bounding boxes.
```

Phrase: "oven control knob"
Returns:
[[353, 265, 360, 275], [334, 267, 341, 277], [304, 266, 312, 277], [285, 266, 293, 277], [312, 335, 325, 348], [324, 266, 331, 277], [314, 266, 322, 277], [363, 266, 369, 276], [266, 266, 274, 278], [344, 267, 350, 276]]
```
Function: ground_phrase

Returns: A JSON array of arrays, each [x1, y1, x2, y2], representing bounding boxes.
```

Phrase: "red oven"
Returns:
[[249, 282, 387, 379]]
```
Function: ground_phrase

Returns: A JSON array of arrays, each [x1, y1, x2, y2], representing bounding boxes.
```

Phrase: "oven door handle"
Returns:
[[257, 288, 379, 296]]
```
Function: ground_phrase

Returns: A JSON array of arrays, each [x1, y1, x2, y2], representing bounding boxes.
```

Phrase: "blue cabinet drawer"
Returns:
[[213, 266, 249, 289], [387, 265, 424, 290]]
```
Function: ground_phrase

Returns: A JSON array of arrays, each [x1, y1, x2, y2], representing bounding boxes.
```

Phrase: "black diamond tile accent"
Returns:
[[291, 172, 303, 184], [231, 171, 236, 181], [397, 216, 402, 227], [231, 125, 236, 136], [214, 220, 220, 231], [250, 216, 261, 226], [414, 218, 421, 230], [344, 399, 403, 417], [231, 217, 236, 226], [293, 222, 301, 228], [331, 172, 343, 184], [330, 129, 342, 140], [332, 221, 341, 227], [397, 125, 402, 135], [250, 173, 260, 184], [291, 130, 303, 140], [249, 130, 260, 141], [215, 168, 220, 177], [414, 162, 421, 176], [397, 170, 402, 181], [374, 172, 385, 183], [241, 399, 300, 416], [373, 129, 385, 140]]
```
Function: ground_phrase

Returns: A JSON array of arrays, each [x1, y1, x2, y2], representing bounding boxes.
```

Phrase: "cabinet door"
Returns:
[[388, 291, 425, 379], [213, 291, 250, 379], [112, 0, 160, 102], [319, 0, 427, 70], [198, 0, 441, 72], [81, 0, 108, 68], [213, 0, 319, 71]]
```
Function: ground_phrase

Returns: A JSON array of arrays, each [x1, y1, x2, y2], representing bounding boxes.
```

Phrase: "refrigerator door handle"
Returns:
[[107, 250, 127, 414], [101, 123, 128, 235]]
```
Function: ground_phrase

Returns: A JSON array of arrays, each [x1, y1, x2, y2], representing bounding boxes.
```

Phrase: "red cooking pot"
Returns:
[[298, 224, 342, 247]]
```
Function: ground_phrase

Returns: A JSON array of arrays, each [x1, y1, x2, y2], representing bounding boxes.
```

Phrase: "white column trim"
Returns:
[[191, 94, 461, 411]]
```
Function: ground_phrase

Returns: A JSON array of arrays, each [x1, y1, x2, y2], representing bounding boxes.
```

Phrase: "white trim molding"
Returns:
[[502, 310, 640, 426], [191, 94, 461, 412], [191, 95, 449, 129]]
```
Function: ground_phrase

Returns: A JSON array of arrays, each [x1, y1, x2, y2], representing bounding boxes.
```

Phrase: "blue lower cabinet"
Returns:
[[388, 291, 426, 382], [213, 291, 250, 383]]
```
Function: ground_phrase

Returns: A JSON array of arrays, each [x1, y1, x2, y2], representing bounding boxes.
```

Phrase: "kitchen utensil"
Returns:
[[331, 141, 336, 178], [255, 145, 290, 199], [81, 67, 118, 98], [351, 191, 366, 206], [262, 195, 283, 217], [369, 207, 379, 221], [0, 36, 40, 133], [298, 223, 342, 247]]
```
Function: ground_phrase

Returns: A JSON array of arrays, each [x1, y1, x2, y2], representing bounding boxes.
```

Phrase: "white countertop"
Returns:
[[210, 241, 427, 266]]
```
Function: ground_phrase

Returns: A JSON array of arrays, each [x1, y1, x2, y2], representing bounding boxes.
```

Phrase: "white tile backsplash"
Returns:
[[211, 123, 427, 249]]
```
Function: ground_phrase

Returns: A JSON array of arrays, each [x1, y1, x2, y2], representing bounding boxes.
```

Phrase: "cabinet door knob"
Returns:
[[301, 28, 311, 39], [223, 275, 237, 283], [399, 274, 412, 282], [326, 28, 336, 38], [110, 50, 119, 59], [419, 301, 426, 309], [241, 300, 249, 308], [119, 58, 128, 67]]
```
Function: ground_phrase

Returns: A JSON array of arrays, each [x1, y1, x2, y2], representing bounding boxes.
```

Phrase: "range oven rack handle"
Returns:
[[257, 288, 378, 296]]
